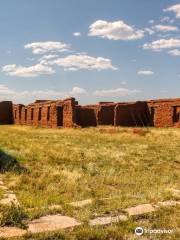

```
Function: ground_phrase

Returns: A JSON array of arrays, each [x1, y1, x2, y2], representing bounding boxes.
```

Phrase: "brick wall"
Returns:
[[63, 98, 77, 127], [0, 101, 13, 124], [76, 105, 98, 127], [13, 104, 24, 124], [147, 98, 180, 127], [2, 97, 180, 128], [97, 104, 116, 125], [114, 101, 151, 127]]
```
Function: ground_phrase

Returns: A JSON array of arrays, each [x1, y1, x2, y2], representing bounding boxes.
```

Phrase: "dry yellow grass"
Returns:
[[0, 125, 179, 239]]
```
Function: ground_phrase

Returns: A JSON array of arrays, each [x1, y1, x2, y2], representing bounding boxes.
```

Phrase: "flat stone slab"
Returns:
[[69, 199, 92, 207], [157, 200, 180, 207], [0, 227, 27, 238], [0, 193, 19, 205], [125, 204, 155, 216], [28, 214, 81, 233], [89, 215, 128, 226]]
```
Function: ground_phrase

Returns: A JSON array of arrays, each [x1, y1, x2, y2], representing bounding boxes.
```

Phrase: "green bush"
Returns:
[[0, 203, 28, 229]]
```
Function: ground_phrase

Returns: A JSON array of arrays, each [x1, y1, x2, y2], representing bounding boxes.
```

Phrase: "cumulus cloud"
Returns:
[[2, 63, 55, 77], [73, 32, 81, 37], [152, 24, 178, 32], [38, 54, 59, 65], [0, 85, 88, 102], [24, 41, 70, 54], [2, 53, 116, 75], [50, 54, 117, 71], [143, 38, 180, 51], [70, 86, 88, 95], [93, 88, 140, 97], [39, 54, 59, 60], [164, 4, 180, 18], [168, 49, 180, 56], [137, 70, 154, 75], [88, 20, 144, 40]]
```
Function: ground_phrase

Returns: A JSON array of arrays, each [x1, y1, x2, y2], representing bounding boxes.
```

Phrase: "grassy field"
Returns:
[[0, 125, 179, 239]]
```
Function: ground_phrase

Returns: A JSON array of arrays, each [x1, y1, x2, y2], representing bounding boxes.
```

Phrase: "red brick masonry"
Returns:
[[0, 98, 180, 128]]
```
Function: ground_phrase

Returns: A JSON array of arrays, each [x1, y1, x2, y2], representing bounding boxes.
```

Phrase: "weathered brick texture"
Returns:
[[1, 97, 180, 128], [147, 98, 180, 127]]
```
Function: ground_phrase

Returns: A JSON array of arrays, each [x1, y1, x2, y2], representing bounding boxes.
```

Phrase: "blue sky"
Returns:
[[0, 0, 180, 104]]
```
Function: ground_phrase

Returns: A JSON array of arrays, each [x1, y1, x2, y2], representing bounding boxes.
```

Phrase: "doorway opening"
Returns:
[[57, 106, 63, 126]]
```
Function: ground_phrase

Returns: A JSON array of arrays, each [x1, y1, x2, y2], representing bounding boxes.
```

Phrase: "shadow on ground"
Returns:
[[0, 150, 25, 173]]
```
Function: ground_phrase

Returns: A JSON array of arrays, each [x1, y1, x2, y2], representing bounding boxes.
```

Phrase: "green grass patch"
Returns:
[[0, 125, 179, 239]]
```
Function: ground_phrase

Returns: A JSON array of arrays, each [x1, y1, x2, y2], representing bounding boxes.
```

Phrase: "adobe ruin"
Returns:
[[0, 97, 180, 128]]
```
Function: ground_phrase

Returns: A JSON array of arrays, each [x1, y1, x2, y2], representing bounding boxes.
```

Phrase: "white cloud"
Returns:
[[156, 33, 174, 38], [88, 20, 144, 40], [168, 49, 180, 56], [40, 54, 59, 60], [143, 38, 180, 51], [2, 63, 55, 77], [137, 70, 154, 75], [160, 16, 174, 23], [145, 28, 155, 35], [51, 54, 117, 71], [164, 4, 180, 18], [73, 32, 81, 37], [38, 54, 59, 65], [149, 20, 155, 24], [152, 24, 178, 32], [0, 85, 88, 102], [0, 84, 15, 95], [70, 86, 88, 95], [93, 88, 140, 97], [24, 41, 70, 54]]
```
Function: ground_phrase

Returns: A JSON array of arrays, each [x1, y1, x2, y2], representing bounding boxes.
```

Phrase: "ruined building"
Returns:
[[0, 97, 180, 128]]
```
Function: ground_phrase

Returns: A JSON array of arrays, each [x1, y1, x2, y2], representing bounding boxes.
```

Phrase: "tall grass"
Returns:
[[0, 126, 179, 228]]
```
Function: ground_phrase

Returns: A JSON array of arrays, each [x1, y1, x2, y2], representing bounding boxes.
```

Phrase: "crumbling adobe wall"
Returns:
[[13, 104, 24, 124], [0, 101, 13, 124], [9, 97, 180, 128], [25, 101, 63, 127], [63, 98, 77, 127], [114, 101, 151, 127], [147, 98, 180, 127], [75, 105, 98, 127], [97, 104, 116, 125], [12, 98, 77, 128], [20, 106, 28, 125]]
